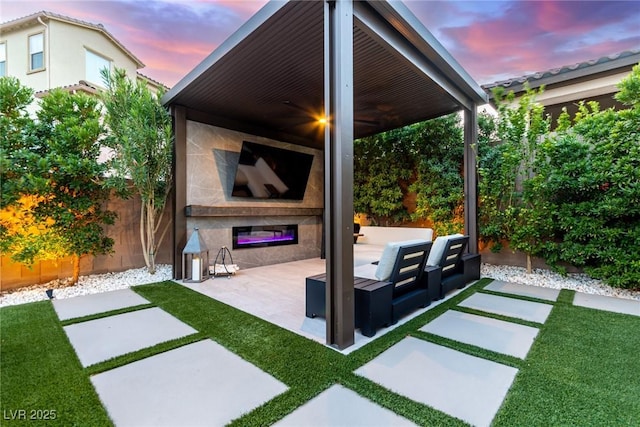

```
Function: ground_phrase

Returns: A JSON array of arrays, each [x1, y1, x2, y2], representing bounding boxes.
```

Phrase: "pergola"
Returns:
[[163, 0, 487, 349]]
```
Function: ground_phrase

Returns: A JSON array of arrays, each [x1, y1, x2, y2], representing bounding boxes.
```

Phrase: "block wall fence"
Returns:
[[1, 194, 173, 292]]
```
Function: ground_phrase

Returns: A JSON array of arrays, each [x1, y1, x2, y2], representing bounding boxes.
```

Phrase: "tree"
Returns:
[[0, 77, 116, 283], [478, 86, 552, 272], [101, 68, 173, 274]]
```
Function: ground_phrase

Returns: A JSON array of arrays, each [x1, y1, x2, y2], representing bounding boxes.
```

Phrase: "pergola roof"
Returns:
[[163, 0, 486, 149]]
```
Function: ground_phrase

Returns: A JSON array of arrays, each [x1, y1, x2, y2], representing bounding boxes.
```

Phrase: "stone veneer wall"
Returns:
[[185, 121, 324, 269]]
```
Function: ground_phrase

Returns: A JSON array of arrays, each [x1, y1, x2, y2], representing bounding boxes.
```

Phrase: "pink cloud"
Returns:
[[2, 0, 639, 87]]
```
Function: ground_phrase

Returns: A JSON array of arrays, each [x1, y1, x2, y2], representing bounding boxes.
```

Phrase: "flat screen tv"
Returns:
[[231, 141, 314, 200]]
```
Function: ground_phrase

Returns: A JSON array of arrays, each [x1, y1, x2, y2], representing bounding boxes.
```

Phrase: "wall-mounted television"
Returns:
[[231, 141, 314, 200]]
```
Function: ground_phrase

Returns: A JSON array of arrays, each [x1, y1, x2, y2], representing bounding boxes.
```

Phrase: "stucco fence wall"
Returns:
[[1, 194, 173, 292]]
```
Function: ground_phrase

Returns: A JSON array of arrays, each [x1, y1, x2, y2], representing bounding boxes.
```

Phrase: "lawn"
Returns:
[[1, 279, 639, 426]]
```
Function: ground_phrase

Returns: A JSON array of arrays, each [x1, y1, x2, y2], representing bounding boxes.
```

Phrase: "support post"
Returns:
[[324, 0, 355, 349], [172, 105, 188, 279], [464, 106, 479, 254]]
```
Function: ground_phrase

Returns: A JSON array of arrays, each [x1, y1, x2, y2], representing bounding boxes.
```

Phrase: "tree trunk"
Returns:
[[71, 254, 80, 284], [526, 253, 532, 274]]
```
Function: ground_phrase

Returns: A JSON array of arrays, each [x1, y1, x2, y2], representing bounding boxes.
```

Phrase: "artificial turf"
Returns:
[[1, 279, 638, 426]]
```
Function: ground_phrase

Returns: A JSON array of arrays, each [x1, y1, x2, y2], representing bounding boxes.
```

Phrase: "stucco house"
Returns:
[[0, 11, 165, 97], [0, 11, 170, 291], [483, 50, 640, 125]]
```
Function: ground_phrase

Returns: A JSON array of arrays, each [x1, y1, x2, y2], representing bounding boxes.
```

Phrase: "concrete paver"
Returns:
[[421, 310, 540, 359], [354, 337, 518, 427], [53, 288, 149, 320], [573, 292, 640, 316], [274, 384, 417, 426], [91, 339, 288, 426], [484, 280, 560, 302], [63, 307, 197, 367], [458, 292, 553, 323]]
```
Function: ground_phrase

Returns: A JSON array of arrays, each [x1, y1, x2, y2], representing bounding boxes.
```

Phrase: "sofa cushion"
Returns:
[[358, 226, 433, 246], [427, 234, 464, 267], [375, 239, 429, 281]]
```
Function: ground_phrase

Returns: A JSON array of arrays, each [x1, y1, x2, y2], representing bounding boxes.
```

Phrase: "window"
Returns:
[[85, 50, 110, 86], [29, 32, 44, 71], [0, 42, 6, 77]]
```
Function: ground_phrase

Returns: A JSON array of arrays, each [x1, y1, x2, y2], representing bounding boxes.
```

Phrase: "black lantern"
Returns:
[[182, 227, 210, 282]]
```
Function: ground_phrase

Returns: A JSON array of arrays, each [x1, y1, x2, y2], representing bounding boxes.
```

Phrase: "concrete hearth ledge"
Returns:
[[52, 288, 149, 320], [458, 292, 553, 323], [421, 310, 540, 359], [573, 292, 640, 316], [354, 337, 518, 427], [63, 307, 197, 367], [91, 339, 288, 426], [274, 384, 417, 426], [484, 280, 560, 301]]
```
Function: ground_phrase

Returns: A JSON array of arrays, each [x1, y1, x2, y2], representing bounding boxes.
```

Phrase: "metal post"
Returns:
[[464, 106, 479, 254], [172, 105, 188, 279], [324, 0, 355, 349]]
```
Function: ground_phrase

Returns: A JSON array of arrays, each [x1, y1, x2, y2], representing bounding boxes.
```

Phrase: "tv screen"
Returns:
[[231, 141, 314, 200]]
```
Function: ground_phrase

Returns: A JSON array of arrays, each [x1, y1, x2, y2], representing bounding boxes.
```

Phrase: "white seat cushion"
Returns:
[[427, 234, 464, 267], [374, 239, 429, 281]]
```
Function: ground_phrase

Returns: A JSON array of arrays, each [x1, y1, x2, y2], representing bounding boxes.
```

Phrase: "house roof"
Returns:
[[34, 80, 100, 98], [483, 49, 640, 95], [0, 10, 145, 69], [162, 0, 487, 149]]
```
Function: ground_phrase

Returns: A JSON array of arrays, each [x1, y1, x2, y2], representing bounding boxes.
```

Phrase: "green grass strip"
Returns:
[[493, 301, 640, 426], [411, 330, 523, 369], [0, 301, 113, 426], [451, 305, 544, 328], [341, 372, 469, 426], [86, 332, 207, 376], [60, 303, 155, 326], [478, 288, 559, 304]]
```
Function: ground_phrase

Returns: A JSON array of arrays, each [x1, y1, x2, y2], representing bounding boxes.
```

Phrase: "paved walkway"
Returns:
[[51, 280, 638, 426]]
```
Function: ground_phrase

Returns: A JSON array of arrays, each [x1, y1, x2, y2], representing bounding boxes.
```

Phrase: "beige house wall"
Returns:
[[1, 15, 142, 93], [533, 71, 629, 106]]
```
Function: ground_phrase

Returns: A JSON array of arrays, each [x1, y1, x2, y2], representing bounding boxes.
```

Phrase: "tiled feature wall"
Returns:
[[185, 121, 324, 269]]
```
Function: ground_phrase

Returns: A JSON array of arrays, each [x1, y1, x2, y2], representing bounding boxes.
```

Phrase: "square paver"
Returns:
[[53, 288, 149, 320], [64, 307, 197, 367], [274, 384, 417, 426], [354, 337, 517, 427], [421, 310, 540, 359], [573, 293, 640, 316], [485, 280, 560, 302], [458, 292, 553, 323], [91, 339, 288, 426]]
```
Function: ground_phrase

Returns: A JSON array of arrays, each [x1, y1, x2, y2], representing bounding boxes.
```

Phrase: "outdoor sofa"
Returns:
[[424, 234, 481, 300], [306, 239, 432, 336]]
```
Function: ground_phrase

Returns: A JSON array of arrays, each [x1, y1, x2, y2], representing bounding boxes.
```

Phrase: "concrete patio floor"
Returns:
[[53, 260, 639, 426], [181, 257, 466, 354]]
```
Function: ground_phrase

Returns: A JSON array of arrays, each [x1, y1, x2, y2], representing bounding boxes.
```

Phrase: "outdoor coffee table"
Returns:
[[305, 273, 393, 337]]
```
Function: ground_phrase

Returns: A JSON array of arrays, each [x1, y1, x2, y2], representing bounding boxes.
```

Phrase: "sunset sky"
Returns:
[[2, 0, 639, 88]]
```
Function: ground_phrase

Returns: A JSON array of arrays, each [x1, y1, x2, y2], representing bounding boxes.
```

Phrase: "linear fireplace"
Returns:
[[232, 225, 298, 249]]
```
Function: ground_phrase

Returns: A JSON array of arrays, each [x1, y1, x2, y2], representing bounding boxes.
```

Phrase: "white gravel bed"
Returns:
[[482, 263, 640, 301], [0, 264, 173, 308], [2, 262, 638, 308]]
